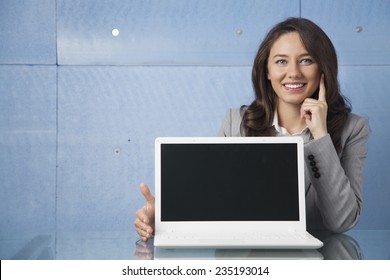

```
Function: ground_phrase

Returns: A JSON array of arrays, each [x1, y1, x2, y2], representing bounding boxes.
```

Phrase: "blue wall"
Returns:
[[1, 0, 389, 249]]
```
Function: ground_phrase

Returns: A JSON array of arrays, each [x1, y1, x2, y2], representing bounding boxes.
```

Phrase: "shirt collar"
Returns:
[[272, 110, 310, 137], [272, 110, 287, 135]]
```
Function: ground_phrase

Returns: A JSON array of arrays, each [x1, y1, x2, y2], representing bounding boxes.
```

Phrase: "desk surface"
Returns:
[[1, 230, 389, 260]]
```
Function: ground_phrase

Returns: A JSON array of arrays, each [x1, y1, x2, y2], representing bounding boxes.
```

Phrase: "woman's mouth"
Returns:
[[283, 83, 306, 91]]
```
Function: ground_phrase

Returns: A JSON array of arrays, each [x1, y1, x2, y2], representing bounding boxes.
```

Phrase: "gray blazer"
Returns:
[[218, 108, 369, 233]]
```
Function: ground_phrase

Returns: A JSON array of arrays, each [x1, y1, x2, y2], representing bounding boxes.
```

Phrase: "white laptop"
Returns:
[[154, 137, 323, 249]]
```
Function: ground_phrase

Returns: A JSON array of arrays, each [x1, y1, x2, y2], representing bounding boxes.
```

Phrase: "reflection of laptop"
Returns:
[[154, 247, 323, 260], [154, 137, 323, 249]]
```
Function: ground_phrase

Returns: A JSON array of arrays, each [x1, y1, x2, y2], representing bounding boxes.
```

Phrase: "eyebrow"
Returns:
[[272, 53, 312, 59]]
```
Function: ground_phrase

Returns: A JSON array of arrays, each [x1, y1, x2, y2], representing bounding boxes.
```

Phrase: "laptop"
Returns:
[[154, 137, 323, 249]]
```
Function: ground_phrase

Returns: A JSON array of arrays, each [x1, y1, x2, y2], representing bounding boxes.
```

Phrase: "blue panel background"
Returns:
[[301, 0, 390, 65], [1, 0, 390, 259], [0, 0, 56, 64], [57, 0, 299, 65], [0, 66, 57, 238]]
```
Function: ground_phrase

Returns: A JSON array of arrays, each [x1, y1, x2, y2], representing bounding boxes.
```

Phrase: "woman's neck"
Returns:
[[276, 102, 307, 135]]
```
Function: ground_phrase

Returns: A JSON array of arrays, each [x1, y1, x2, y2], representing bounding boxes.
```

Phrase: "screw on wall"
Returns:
[[355, 26, 363, 33]]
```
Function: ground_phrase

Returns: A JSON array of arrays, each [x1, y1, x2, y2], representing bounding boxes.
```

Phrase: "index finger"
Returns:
[[318, 74, 326, 102]]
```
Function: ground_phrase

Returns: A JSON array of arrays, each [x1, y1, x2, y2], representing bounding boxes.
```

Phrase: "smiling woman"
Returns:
[[266, 32, 327, 139], [267, 33, 321, 113], [229, 18, 368, 233], [243, 18, 348, 152]]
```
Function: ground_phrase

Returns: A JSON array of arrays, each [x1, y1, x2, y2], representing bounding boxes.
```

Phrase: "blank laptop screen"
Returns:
[[160, 143, 299, 222]]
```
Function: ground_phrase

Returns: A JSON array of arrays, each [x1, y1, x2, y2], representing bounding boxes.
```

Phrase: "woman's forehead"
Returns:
[[269, 32, 309, 57]]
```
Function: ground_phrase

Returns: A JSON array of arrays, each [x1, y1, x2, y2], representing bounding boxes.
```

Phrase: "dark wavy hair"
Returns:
[[241, 17, 351, 153]]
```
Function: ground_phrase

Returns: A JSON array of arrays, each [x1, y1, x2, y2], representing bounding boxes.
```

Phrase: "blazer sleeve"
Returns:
[[304, 115, 369, 232]]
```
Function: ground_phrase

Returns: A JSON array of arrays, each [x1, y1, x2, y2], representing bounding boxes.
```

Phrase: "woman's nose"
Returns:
[[288, 63, 302, 79]]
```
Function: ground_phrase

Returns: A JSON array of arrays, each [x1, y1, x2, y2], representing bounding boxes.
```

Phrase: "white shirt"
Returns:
[[272, 111, 312, 143]]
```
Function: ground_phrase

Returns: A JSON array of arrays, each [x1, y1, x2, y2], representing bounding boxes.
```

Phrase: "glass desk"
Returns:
[[1, 230, 389, 260]]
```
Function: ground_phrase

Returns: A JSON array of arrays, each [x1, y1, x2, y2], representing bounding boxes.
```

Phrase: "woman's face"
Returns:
[[267, 32, 321, 107]]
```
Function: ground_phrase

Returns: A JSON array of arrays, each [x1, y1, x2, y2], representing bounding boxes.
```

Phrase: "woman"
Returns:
[[134, 18, 369, 241]]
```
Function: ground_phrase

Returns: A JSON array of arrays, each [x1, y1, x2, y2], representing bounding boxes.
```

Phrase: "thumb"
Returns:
[[140, 183, 154, 203]]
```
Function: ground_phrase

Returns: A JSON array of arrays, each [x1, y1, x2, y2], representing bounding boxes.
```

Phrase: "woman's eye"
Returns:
[[300, 58, 313, 64], [276, 60, 287, 65]]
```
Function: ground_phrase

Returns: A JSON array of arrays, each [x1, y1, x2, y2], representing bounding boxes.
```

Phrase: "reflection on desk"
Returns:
[[134, 231, 363, 260], [154, 247, 324, 260], [314, 231, 363, 260], [1, 229, 388, 259]]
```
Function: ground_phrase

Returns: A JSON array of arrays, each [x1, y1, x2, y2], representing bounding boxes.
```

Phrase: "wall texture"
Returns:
[[1, 0, 389, 257]]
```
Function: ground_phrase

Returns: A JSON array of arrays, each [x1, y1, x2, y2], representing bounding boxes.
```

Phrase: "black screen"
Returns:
[[161, 143, 299, 221]]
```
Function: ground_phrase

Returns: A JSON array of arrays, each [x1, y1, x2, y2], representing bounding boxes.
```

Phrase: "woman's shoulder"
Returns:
[[344, 113, 369, 131], [341, 112, 369, 143], [227, 107, 246, 120], [218, 107, 246, 137]]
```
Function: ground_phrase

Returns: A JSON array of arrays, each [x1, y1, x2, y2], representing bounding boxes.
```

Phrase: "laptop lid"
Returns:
[[154, 137, 307, 238]]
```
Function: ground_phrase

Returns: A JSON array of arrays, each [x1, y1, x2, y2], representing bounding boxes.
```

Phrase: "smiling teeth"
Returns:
[[285, 84, 304, 89]]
